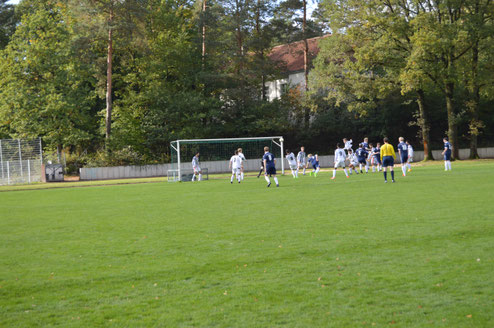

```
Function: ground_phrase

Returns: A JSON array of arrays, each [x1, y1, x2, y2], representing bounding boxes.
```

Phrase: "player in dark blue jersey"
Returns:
[[308, 154, 320, 177], [362, 137, 370, 151], [442, 137, 452, 171], [355, 144, 368, 173], [397, 137, 409, 176], [262, 146, 279, 187]]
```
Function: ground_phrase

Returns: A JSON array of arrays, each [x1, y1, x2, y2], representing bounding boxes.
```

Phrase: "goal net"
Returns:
[[168, 137, 285, 182]]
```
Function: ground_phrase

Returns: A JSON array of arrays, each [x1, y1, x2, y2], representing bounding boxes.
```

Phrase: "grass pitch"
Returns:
[[1, 161, 493, 327]]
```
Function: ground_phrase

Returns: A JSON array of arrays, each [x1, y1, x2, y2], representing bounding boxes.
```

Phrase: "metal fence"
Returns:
[[0, 138, 43, 185]]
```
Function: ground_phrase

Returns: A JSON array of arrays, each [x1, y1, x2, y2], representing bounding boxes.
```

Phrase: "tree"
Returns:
[[0, 0, 17, 49]]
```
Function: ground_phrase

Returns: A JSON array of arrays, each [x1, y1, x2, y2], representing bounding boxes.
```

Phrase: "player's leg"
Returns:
[[231, 169, 235, 183], [315, 165, 320, 176], [198, 169, 202, 181], [240, 167, 244, 181], [264, 172, 271, 186], [332, 164, 337, 179], [343, 164, 349, 178], [303, 164, 306, 175], [192, 169, 197, 181], [273, 174, 279, 187], [390, 163, 395, 182]]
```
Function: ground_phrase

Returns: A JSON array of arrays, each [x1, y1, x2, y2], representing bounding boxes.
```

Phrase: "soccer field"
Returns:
[[1, 161, 493, 327]]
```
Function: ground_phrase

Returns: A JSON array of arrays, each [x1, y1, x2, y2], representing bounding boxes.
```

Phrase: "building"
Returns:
[[266, 35, 328, 101]]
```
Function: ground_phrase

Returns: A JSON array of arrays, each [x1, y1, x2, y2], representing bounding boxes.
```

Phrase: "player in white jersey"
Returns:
[[332, 143, 349, 179], [191, 152, 202, 181], [406, 141, 413, 172], [229, 150, 242, 183], [285, 149, 298, 178], [343, 138, 353, 152], [237, 148, 246, 180], [297, 146, 307, 175], [347, 149, 359, 175]]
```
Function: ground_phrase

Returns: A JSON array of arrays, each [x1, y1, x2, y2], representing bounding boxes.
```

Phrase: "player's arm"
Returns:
[[263, 159, 267, 173], [229, 159, 232, 169]]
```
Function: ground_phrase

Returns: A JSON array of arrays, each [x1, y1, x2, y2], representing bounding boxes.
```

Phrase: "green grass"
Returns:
[[1, 161, 493, 327]]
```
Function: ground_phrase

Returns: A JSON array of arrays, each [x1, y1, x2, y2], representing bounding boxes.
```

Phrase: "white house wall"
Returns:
[[266, 71, 306, 101]]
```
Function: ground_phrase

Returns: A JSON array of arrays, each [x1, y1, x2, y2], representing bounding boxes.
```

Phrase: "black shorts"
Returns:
[[266, 166, 276, 175], [382, 156, 394, 167], [444, 152, 451, 161], [374, 157, 381, 165], [401, 155, 408, 164], [358, 158, 366, 164]]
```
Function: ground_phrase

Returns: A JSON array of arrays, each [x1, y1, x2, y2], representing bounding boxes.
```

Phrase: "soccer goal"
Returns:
[[168, 137, 285, 182]]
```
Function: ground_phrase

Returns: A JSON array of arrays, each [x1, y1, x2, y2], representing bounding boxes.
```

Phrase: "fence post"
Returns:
[[28, 159, 31, 183], [18, 139, 23, 177], [7, 161, 10, 185]]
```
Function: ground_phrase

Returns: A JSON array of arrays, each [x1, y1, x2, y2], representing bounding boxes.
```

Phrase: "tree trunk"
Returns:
[[302, 0, 310, 128], [105, 6, 114, 141], [445, 82, 459, 160], [256, 0, 266, 101], [469, 42, 481, 159], [416, 90, 434, 161], [202, 0, 207, 66]]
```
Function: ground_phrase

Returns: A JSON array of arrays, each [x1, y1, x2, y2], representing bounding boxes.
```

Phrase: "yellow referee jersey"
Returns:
[[380, 143, 396, 160]]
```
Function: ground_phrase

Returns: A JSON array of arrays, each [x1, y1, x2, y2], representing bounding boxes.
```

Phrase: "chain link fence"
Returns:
[[0, 138, 43, 185]]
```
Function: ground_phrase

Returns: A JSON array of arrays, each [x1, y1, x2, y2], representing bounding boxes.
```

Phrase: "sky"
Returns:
[[7, 0, 20, 4]]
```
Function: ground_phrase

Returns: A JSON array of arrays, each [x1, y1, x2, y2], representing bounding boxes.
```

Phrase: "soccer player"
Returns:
[[256, 159, 264, 178], [442, 137, 452, 171], [362, 137, 370, 151], [397, 137, 409, 177], [308, 154, 320, 177], [285, 150, 298, 178], [373, 142, 382, 172], [237, 148, 246, 180], [355, 143, 368, 173], [229, 150, 242, 183], [191, 152, 202, 181], [380, 137, 396, 183], [263, 146, 279, 187], [297, 146, 307, 175], [343, 138, 353, 153], [332, 144, 349, 179], [347, 149, 359, 175], [406, 141, 413, 172]]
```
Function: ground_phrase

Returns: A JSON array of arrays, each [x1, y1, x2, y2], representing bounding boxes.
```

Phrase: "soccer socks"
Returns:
[[372, 166, 375, 173], [332, 169, 336, 178], [383, 171, 387, 181], [192, 174, 196, 181], [303, 167, 306, 175], [273, 177, 279, 186], [315, 167, 320, 174], [198, 174, 202, 181], [291, 170, 296, 178], [391, 170, 395, 181], [264, 175, 270, 184], [407, 163, 411, 170], [241, 172, 244, 180], [359, 164, 363, 172], [402, 166, 406, 176], [343, 168, 349, 177], [365, 165, 369, 173], [444, 161, 448, 170], [231, 174, 234, 183], [447, 161, 452, 170]]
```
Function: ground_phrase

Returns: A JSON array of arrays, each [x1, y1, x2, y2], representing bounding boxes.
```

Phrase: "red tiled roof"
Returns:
[[269, 35, 330, 73]]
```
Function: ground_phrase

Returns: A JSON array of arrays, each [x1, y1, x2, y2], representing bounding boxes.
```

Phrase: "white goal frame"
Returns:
[[170, 136, 285, 181]]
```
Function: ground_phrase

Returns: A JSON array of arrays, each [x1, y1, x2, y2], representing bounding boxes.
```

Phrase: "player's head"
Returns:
[[195, 152, 200, 157], [443, 137, 449, 142], [348, 148, 353, 154], [336, 143, 341, 149], [369, 143, 373, 147], [264, 146, 269, 152], [238, 148, 242, 153], [377, 142, 381, 147], [364, 137, 368, 142], [405, 140, 410, 145], [343, 138, 347, 142], [234, 150, 238, 155], [285, 149, 290, 154], [301, 146, 305, 151], [383, 137, 389, 143], [399, 137, 404, 142], [359, 143, 363, 148], [308, 153, 312, 158]]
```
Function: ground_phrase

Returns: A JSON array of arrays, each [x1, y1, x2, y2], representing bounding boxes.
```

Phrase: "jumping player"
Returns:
[[263, 146, 279, 187], [355, 143, 368, 173], [343, 138, 353, 153], [406, 141, 413, 172], [229, 150, 242, 183], [397, 137, 408, 177], [332, 143, 349, 179], [308, 154, 320, 177], [237, 148, 246, 180], [285, 149, 298, 178], [297, 147, 307, 175], [362, 137, 370, 151], [442, 137, 452, 171], [380, 137, 396, 183], [191, 152, 202, 181]]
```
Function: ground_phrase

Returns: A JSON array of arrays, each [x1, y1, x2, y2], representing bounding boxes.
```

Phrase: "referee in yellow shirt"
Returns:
[[380, 137, 396, 183]]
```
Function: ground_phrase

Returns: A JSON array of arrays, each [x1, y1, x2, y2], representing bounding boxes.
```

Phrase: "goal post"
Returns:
[[169, 136, 284, 181]]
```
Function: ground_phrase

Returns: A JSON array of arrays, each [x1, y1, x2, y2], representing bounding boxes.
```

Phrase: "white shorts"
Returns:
[[334, 160, 346, 168], [298, 162, 306, 168], [289, 164, 297, 170], [351, 161, 358, 166], [231, 167, 241, 175], [193, 166, 201, 173]]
